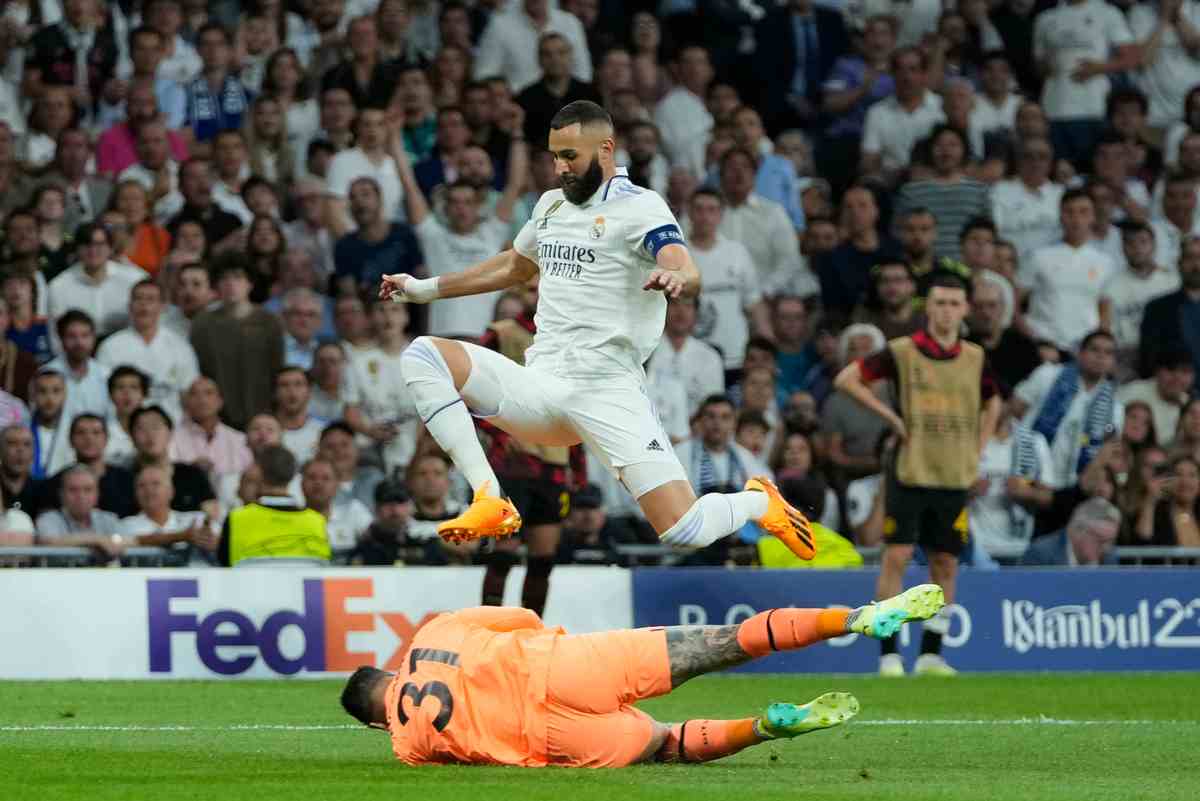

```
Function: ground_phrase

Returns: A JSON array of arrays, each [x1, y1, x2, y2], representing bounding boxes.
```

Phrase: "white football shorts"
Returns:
[[458, 341, 687, 498]]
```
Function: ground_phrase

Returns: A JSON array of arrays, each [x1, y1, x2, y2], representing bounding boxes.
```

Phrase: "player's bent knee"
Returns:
[[637, 481, 698, 535], [426, 336, 472, 390]]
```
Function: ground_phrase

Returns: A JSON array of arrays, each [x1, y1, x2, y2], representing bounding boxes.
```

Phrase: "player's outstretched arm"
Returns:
[[644, 243, 701, 298], [380, 249, 538, 303]]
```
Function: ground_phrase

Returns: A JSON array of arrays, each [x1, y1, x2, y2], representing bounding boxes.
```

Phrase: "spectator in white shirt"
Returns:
[[104, 365, 148, 468], [274, 366, 326, 464], [324, 106, 406, 235], [301, 455, 373, 551], [1089, 131, 1151, 223], [674, 395, 771, 500], [318, 420, 384, 513], [145, 0, 203, 85], [118, 464, 217, 564], [46, 222, 145, 344], [1019, 188, 1118, 354], [1013, 330, 1123, 489], [646, 294, 725, 418], [715, 148, 810, 296], [395, 129, 519, 341], [1152, 172, 1200, 268], [29, 369, 75, 480], [1129, 0, 1200, 128], [969, 387, 1056, 562], [473, 0, 592, 92], [44, 310, 111, 418], [343, 301, 419, 473], [282, 179, 336, 282], [685, 188, 773, 374], [161, 262, 218, 339], [1033, 0, 1136, 168], [309, 342, 354, 420], [1116, 348, 1195, 443], [971, 52, 1022, 142], [860, 46, 945, 186], [96, 280, 200, 422], [990, 136, 1064, 269], [1102, 221, 1181, 379], [653, 45, 714, 179]]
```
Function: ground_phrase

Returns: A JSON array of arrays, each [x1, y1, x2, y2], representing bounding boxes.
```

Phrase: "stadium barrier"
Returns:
[[4, 565, 1198, 678], [632, 568, 1200, 672], [0, 567, 632, 679]]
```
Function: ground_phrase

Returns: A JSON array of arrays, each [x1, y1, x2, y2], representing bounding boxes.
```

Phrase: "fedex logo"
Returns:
[[147, 578, 440, 676]]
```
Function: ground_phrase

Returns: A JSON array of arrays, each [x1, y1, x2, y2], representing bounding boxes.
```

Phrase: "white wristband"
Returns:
[[398, 276, 440, 304]]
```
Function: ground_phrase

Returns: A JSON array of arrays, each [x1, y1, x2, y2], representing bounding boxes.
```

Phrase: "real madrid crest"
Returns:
[[590, 216, 605, 239]]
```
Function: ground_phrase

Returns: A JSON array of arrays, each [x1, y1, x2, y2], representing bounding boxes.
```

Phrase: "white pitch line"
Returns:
[[1, 719, 1198, 733]]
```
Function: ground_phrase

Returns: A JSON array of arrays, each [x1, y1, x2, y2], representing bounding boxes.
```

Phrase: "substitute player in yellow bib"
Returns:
[[381, 101, 814, 558], [834, 270, 1002, 677]]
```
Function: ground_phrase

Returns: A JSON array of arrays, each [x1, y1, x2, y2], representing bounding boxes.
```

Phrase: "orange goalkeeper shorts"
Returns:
[[544, 627, 673, 768]]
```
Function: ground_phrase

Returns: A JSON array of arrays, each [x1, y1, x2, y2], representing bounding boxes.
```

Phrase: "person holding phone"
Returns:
[[1135, 454, 1200, 548]]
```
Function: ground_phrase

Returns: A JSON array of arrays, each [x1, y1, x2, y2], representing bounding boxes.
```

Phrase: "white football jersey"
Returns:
[[513, 168, 684, 378]]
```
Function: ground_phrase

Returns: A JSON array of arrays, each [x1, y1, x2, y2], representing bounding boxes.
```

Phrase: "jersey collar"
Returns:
[[582, 167, 629, 208]]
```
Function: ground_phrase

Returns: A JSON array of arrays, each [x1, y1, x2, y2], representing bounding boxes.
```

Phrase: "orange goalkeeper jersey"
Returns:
[[384, 606, 564, 766]]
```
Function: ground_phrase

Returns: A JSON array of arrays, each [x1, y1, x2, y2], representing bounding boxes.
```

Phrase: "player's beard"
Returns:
[[560, 155, 604, 205]]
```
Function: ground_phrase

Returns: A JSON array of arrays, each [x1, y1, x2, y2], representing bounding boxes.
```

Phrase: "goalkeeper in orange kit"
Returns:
[[339, 584, 944, 767]]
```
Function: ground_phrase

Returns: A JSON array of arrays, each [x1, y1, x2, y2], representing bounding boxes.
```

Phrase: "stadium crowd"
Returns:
[[0, 0, 1198, 570]]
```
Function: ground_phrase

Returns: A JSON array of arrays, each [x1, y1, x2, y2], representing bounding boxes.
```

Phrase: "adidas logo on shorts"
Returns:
[[646, 439, 664, 452]]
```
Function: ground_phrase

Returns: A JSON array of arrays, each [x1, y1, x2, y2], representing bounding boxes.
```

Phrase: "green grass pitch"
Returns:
[[2, 674, 1197, 801]]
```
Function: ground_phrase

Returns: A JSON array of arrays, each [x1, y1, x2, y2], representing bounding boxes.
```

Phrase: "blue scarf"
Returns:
[[693, 441, 749, 493], [1031, 364, 1116, 474], [1007, 422, 1042, 544], [187, 74, 250, 143]]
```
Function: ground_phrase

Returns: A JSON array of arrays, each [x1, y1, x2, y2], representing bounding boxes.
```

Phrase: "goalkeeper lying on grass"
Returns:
[[340, 584, 944, 767]]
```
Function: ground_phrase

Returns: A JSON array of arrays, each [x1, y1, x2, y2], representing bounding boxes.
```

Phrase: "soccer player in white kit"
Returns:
[[381, 101, 814, 557]]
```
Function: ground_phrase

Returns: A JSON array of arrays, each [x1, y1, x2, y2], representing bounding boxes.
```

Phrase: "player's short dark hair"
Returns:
[[959, 216, 996, 242], [1080, 329, 1116, 352], [341, 666, 389, 726], [108, 365, 150, 395], [699, 394, 735, 415], [925, 270, 970, 298], [55, 308, 96, 340], [549, 100, 612, 131], [257, 444, 297, 486]]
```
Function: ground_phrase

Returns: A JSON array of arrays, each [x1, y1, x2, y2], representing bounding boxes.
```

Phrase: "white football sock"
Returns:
[[660, 491, 770, 547], [400, 337, 501, 496]]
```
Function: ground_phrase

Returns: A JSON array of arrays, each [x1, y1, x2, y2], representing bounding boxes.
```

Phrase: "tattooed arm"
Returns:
[[664, 626, 752, 687]]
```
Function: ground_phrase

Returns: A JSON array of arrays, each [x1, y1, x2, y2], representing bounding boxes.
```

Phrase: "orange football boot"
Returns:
[[437, 481, 523, 544], [745, 476, 817, 560]]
